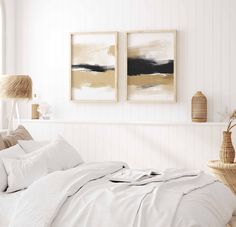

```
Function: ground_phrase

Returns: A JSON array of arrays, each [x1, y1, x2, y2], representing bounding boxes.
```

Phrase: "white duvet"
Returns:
[[9, 162, 236, 227]]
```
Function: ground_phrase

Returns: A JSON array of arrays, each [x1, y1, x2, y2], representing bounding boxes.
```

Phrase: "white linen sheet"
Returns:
[[0, 191, 23, 227], [8, 161, 236, 227]]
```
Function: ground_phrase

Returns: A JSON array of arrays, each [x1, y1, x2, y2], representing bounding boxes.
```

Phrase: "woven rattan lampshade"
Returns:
[[0, 75, 32, 99]]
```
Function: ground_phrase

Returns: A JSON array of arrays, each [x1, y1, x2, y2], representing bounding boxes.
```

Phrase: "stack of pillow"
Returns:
[[0, 125, 83, 193]]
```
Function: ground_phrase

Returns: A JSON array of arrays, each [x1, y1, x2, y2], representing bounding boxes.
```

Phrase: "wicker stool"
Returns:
[[208, 160, 236, 195]]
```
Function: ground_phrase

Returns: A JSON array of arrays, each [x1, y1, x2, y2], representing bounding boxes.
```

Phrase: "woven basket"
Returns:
[[208, 160, 236, 195]]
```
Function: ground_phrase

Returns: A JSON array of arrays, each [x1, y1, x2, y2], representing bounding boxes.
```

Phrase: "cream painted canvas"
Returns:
[[70, 32, 117, 102], [127, 31, 176, 102]]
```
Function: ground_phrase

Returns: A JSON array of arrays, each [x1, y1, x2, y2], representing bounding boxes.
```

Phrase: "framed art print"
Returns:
[[70, 32, 118, 102], [126, 30, 176, 102]]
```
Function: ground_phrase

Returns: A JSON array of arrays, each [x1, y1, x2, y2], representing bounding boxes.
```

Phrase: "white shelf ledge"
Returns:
[[0, 129, 8, 135], [18, 119, 228, 126]]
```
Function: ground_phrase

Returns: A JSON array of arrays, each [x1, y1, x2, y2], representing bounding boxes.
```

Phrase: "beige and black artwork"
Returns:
[[70, 32, 117, 101], [127, 31, 176, 102]]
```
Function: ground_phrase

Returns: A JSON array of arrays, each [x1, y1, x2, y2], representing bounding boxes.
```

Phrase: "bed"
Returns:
[[0, 127, 236, 227], [0, 162, 236, 227], [0, 191, 23, 227]]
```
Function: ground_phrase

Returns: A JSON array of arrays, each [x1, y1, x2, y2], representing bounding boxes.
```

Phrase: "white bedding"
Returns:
[[7, 162, 236, 227], [175, 182, 235, 226], [0, 191, 23, 227], [51, 171, 236, 227]]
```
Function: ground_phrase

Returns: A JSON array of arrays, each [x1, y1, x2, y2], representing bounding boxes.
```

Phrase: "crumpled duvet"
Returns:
[[9, 162, 236, 227]]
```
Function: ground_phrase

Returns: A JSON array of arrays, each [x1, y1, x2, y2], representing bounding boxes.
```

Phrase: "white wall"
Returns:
[[22, 120, 231, 171], [0, 0, 15, 128], [4, 0, 15, 75], [14, 0, 236, 123], [12, 0, 236, 170]]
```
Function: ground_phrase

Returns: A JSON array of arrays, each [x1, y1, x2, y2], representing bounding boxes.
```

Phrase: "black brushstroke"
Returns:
[[72, 64, 114, 72], [141, 84, 157, 89], [128, 58, 174, 75]]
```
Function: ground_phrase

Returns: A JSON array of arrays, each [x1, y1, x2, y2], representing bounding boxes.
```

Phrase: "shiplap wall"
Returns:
[[13, 0, 236, 171], [15, 0, 236, 122], [21, 121, 234, 172]]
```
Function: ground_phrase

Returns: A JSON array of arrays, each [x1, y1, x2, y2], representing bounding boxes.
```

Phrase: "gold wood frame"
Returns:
[[69, 31, 118, 103], [125, 30, 177, 103]]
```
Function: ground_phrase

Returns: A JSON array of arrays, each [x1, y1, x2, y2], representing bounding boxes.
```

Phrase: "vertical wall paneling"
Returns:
[[14, 0, 236, 123], [13, 0, 236, 172], [22, 120, 231, 172]]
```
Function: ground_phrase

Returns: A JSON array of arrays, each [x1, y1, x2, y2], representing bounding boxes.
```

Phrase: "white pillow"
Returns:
[[2, 152, 48, 193], [33, 135, 83, 173], [0, 145, 25, 192], [18, 140, 49, 153], [2, 136, 83, 192]]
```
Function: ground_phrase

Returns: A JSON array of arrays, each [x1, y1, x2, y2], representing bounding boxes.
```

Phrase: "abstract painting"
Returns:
[[127, 31, 176, 102], [70, 32, 117, 101]]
